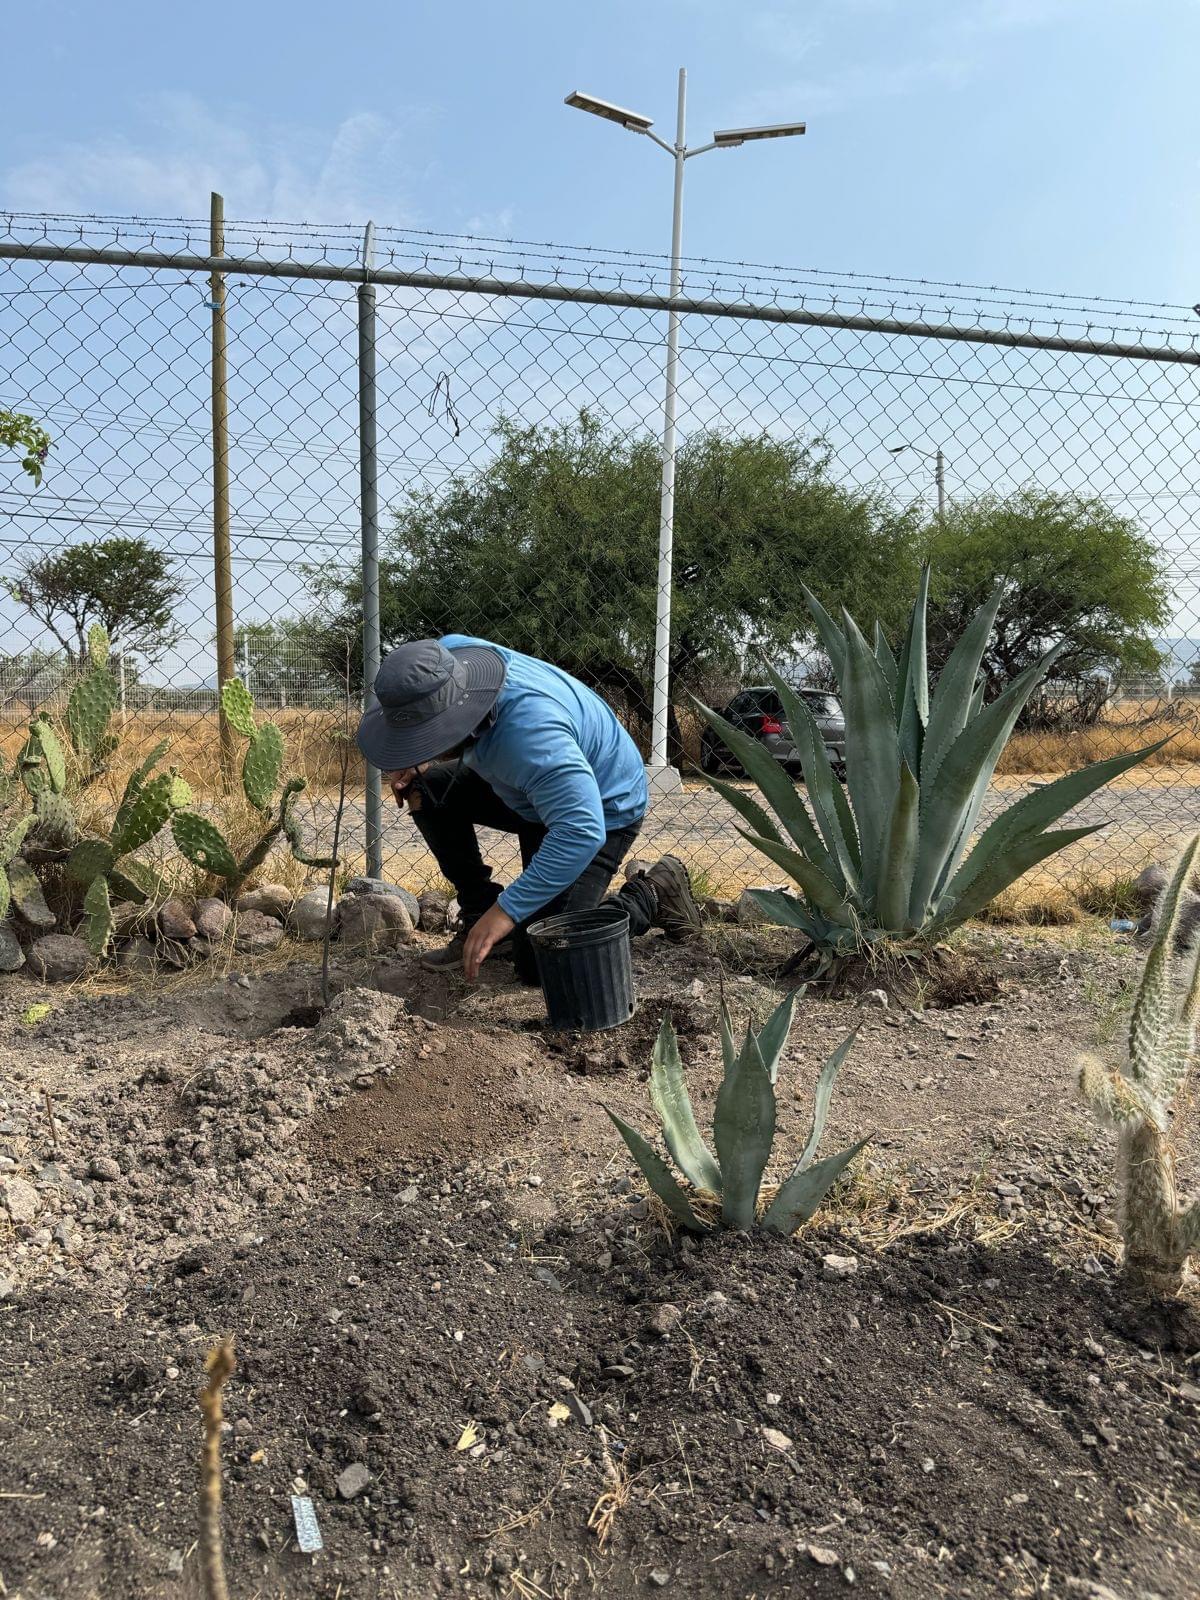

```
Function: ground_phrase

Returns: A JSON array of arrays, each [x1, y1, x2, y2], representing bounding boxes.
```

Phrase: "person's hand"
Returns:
[[463, 903, 516, 981], [385, 767, 422, 810]]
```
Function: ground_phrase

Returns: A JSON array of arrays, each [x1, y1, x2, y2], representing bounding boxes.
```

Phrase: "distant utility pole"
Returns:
[[888, 442, 946, 521]]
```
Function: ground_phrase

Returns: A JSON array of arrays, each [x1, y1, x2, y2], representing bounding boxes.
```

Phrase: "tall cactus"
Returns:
[[171, 680, 331, 899], [1079, 834, 1200, 1298]]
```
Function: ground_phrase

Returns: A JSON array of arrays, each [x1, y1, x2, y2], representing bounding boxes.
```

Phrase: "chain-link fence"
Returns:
[[3, 210, 1200, 907]]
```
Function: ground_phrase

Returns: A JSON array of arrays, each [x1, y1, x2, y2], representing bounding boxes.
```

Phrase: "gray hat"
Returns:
[[356, 639, 506, 769]]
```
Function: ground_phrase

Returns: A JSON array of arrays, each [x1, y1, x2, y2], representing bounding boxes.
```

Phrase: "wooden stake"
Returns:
[[198, 1336, 235, 1600]]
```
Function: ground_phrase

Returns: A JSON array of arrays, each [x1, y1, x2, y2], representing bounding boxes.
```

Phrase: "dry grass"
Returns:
[[997, 701, 1200, 775], [0, 706, 361, 796]]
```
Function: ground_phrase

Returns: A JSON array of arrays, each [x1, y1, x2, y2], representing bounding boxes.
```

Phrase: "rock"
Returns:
[[2, 1177, 40, 1224], [0, 920, 25, 972], [736, 888, 771, 926], [8, 868, 56, 932], [563, 1391, 593, 1427], [157, 899, 197, 940], [26, 934, 92, 983], [0, 1275, 13, 1300], [648, 1571, 671, 1588], [1134, 863, 1169, 913], [760, 1425, 794, 1454], [290, 888, 336, 942], [237, 883, 293, 922], [339, 893, 414, 952], [345, 878, 420, 924], [700, 897, 734, 923], [233, 910, 286, 955], [416, 891, 451, 933], [88, 1156, 121, 1182], [821, 1253, 858, 1278], [117, 938, 161, 976], [861, 988, 889, 1009], [645, 1303, 683, 1338], [193, 898, 233, 941], [336, 1462, 373, 1500], [804, 1544, 840, 1567]]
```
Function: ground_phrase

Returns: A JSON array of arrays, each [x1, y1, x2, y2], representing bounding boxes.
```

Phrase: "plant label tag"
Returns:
[[291, 1494, 323, 1553]]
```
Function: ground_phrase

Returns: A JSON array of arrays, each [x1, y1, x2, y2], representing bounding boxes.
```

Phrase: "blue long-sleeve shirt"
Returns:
[[439, 635, 648, 923]]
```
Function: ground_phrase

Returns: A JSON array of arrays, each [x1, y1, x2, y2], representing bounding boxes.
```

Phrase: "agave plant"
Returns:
[[1079, 836, 1200, 1299], [697, 568, 1164, 964], [170, 679, 332, 899], [608, 992, 868, 1233]]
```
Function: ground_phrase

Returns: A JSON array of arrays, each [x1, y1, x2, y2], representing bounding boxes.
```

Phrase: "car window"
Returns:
[[802, 691, 842, 718], [749, 690, 783, 715], [728, 692, 753, 714]]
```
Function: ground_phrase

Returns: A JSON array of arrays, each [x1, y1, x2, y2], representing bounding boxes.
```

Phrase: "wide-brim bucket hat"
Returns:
[[356, 639, 506, 769]]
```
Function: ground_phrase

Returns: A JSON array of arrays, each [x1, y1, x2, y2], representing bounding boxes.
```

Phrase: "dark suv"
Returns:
[[700, 685, 846, 778]]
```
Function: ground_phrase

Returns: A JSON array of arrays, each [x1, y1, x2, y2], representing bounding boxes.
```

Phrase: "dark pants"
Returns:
[[410, 763, 654, 982]]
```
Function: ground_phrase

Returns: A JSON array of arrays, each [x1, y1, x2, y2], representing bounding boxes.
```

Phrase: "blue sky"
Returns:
[[6, 0, 1199, 304]]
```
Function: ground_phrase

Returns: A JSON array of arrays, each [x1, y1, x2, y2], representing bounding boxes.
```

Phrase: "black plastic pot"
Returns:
[[526, 904, 636, 1032]]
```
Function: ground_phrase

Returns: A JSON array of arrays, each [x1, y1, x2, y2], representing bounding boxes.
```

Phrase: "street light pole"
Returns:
[[565, 78, 805, 789], [650, 68, 687, 783], [888, 442, 947, 522]]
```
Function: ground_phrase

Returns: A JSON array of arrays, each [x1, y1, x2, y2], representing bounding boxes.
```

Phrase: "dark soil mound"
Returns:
[[3, 1172, 1196, 1600]]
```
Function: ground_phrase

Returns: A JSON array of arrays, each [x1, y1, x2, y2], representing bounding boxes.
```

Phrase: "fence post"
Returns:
[[358, 221, 383, 878], [209, 192, 237, 788]]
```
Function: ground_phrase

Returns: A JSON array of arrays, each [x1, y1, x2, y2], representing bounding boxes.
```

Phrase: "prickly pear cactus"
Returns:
[[111, 770, 185, 857], [66, 625, 119, 776], [33, 788, 77, 850], [170, 811, 240, 880], [82, 874, 114, 956], [220, 678, 256, 739], [169, 679, 333, 896], [242, 724, 285, 814]]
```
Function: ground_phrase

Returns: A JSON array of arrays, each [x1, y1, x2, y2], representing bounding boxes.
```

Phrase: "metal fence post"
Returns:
[[209, 192, 237, 789], [358, 221, 383, 878]]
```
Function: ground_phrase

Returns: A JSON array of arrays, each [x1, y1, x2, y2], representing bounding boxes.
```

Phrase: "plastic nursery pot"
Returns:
[[526, 904, 636, 1032]]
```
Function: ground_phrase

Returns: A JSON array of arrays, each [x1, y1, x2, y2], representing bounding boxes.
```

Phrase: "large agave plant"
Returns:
[[608, 993, 868, 1234], [698, 568, 1164, 959]]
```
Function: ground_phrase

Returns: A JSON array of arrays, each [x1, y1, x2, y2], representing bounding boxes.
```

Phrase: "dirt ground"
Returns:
[[2, 923, 1198, 1599]]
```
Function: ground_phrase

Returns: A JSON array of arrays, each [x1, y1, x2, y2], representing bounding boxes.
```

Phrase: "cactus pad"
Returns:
[[6, 858, 53, 928], [169, 772, 192, 809], [242, 723, 284, 812], [29, 719, 67, 793], [111, 771, 178, 856], [171, 811, 239, 879], [34, 788, 77, 850], [87, 624, 110, 670], [279, 777, 332, 867], [2, 813, 37, 865], [17, 733, 48, 796], [0, 868, 9, 923], [66, 837, 116, 885], [221, 678, 257, 738], [66, 668, 119, 757], [83, 873, 114, 956]]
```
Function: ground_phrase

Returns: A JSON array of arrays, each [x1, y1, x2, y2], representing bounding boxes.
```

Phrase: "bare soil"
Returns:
[[2, 924, 1198, 1599]]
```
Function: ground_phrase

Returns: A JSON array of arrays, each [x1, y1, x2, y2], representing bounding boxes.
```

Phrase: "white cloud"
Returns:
[[2, 93, 427, 225]]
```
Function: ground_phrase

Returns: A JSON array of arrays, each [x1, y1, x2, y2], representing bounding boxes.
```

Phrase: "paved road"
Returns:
[[328, 768, 1200, 894]]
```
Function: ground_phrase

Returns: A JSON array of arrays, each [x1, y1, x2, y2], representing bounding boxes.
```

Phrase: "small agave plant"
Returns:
[[608, 993, 868, 1234], [1079, 836, 1200, 1299], [697, 568, 1164, 967], [170, 679, 331, 899]]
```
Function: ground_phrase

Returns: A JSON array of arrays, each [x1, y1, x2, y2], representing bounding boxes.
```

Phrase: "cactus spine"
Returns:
[[1079, 833, 1200, 1298], [171, 681, 331, 897]]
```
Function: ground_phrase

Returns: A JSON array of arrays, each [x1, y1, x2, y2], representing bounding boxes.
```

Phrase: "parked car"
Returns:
[[699, 684, 847, 778]]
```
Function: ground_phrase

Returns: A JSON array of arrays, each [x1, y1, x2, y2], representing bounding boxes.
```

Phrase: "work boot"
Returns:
[[419, 926, 513, 972], [644, 855, 702, 942]]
